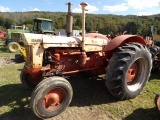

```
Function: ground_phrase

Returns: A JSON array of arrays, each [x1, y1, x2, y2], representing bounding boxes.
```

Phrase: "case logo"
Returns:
[[31, 39, 42, 42]]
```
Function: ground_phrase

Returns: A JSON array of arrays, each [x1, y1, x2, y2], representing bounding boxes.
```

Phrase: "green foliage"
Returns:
[[4, 18, 14, 29], [26, 24, 33, 30], [0, 26, 3, 30], [73, 25, 81, 30], [0, 12, 160, 36]]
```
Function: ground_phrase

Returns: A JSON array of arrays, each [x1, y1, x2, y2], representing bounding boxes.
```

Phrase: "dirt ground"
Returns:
[[0, 57, 14, 66], [48, 107, 116, 120]]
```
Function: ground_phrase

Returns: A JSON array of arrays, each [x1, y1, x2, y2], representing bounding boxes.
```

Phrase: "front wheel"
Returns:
[[8, 41, 19, 53], [30, 76, 73, 119], [105, 42, 152, 99]]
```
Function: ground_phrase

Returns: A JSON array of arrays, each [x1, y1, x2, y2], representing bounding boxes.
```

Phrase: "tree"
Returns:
[[4, 18, 14, 29]]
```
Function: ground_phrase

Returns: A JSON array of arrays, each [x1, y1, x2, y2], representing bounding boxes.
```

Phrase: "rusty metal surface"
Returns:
[[85, 33, 109, 41], [127, 63, 138, 83], [43, 88, 65, 111], [144, 36, 154, 48], [103, 35, 146, 52]]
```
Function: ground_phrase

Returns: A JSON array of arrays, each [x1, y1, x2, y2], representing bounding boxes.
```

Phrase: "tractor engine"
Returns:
[[42, 48, 106, 76]]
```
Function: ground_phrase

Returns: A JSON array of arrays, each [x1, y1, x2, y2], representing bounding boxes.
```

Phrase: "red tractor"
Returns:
[[21, 2, 152, 119]]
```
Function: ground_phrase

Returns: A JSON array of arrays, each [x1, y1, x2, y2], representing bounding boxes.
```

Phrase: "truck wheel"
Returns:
[[8, 42, 19, 52], [20, 69, 37, 89], [155, 93, 160, 114], [30, 76, 73, 119], [105, 42, 152, 99]]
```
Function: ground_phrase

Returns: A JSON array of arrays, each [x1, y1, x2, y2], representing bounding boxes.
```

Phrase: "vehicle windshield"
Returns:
[[41, 21, 53, 31]]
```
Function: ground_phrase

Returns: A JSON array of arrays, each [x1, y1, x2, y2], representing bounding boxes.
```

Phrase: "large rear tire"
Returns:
[[105, 42, 152, 99], [30, 76, 73, 119], [8, 42, 19, 53]]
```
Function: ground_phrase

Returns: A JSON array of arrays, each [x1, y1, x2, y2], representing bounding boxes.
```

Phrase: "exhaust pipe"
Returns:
[[80, 2, 87, 51], [66, 2, 73, 37]]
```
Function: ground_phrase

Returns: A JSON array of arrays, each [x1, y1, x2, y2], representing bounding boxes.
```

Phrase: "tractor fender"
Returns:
[[103, 35, 146, 52]]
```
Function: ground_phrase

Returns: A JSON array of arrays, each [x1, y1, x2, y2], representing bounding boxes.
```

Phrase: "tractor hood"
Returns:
[[22, 33, 108, 52]]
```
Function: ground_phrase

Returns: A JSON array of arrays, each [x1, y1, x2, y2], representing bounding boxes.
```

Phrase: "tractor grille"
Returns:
[[11, 33, 22, 41], [25, 45, 33, 68]]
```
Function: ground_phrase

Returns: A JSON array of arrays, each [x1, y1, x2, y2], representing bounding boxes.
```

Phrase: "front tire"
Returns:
[[30, 76, 73, 119], [8, 42, 19, 53], [105, 42, 152, 99]]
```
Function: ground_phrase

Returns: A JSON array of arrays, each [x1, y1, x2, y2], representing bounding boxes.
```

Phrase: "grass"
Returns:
[[0, 40, 160, 120], [0, 41, 16, 57]]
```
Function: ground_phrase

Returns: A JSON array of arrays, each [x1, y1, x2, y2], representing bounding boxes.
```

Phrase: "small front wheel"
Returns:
[[8, 42, 19, 53], [30, 76, 73, 119]]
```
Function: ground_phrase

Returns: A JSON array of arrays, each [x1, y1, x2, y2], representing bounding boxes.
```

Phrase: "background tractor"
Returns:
[[5, 25, 30, 52], [5, 18, 54, 53], [20, 2, 152, 119]]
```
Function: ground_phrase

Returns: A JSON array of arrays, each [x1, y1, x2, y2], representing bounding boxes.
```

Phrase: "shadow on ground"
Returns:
[[0, 84, 40, 120], [0, 73, 118, 120], [69, 73, 118, 107], [2, 72, 159, 120], [123, 107, 160, 120], [149, 70, 160, 81]]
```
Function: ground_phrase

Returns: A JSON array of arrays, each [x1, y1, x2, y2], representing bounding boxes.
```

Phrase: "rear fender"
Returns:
[[103, 35, 146, 52]]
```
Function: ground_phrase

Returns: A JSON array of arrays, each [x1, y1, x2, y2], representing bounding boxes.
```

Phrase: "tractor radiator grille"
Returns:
[[24, 45, 33, 68], [11, 33, 22, 41]]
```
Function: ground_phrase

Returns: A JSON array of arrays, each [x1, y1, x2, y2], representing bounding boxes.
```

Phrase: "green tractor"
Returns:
[[32, 18, 54, 34], [5, 18, 54, 53]]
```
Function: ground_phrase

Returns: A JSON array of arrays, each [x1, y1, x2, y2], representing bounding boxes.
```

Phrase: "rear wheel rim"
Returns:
[[11, 44, 18, 50], [127, 62, 138, 83], [126, 58, 147, 92], [9, 43, 18, 52], [43, 88, 66, 112]]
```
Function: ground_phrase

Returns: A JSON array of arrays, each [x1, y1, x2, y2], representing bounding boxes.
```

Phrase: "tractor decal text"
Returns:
[[31, 39, 42, 42]]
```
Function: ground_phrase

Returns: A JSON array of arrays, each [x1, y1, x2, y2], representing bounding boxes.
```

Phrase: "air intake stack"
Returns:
[[66, 2, 73, 37], [80, 2, 87, 51]]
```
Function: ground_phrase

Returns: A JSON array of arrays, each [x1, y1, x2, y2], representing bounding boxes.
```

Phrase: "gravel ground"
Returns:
[[0, 57, 15, 66]]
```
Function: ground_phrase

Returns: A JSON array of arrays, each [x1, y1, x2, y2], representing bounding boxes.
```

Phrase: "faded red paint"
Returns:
[[103, 35, 146, 52], [24, 66, 42, 83], [46, 48, 107, 75], [85, 33, 110, 41], [43, 88, 64, 111], [127, 63, 138, 83]]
